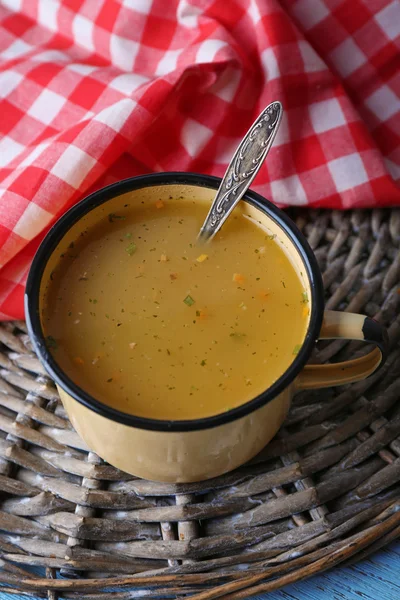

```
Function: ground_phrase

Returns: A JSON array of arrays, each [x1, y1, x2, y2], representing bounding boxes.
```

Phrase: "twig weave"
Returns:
[[0, 208, 399, 599]]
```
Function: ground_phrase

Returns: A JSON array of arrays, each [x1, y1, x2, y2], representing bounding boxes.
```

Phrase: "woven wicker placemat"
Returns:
[[0, 208, 399, 600]]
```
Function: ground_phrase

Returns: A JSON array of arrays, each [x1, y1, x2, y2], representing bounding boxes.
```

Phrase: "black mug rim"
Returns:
[[25, 172, 325, 432]]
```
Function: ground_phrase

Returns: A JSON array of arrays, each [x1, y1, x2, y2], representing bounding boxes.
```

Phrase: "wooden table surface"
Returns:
[[255, 541, 400, 600], [1, 542, 398, 599]]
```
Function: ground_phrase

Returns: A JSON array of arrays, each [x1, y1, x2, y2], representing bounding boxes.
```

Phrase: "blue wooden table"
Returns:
[[254, 542, 400, 600], [1, 542, 399, 599]]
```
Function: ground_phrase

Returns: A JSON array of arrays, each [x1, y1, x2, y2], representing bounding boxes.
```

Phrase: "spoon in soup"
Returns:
[[198, 101, 283, 243]]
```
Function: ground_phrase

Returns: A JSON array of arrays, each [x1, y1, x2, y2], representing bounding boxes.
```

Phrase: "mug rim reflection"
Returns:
[[25, 172, 324, 432]]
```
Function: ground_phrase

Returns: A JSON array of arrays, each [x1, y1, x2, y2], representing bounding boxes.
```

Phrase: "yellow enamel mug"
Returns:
[[25, 173, 388, 483]]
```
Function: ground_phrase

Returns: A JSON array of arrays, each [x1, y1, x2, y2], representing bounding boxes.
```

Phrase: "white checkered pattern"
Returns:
[[0, 0, 398, 319]]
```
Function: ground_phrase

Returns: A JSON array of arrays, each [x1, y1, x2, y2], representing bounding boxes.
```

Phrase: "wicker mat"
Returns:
[[0, 209, 399, 600]]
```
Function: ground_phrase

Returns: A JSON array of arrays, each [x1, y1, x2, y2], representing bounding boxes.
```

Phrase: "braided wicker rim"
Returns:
[[0, 208, 399, 600]]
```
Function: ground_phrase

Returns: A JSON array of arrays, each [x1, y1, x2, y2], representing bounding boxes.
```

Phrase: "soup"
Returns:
[[41, 194, 309, 421]]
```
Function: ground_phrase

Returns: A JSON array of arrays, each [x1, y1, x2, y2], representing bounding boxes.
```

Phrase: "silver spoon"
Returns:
[[198, 101, 283, 243]]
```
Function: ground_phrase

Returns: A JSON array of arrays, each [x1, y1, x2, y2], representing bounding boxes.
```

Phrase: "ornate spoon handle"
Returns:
[[198, 101, 282, 242]]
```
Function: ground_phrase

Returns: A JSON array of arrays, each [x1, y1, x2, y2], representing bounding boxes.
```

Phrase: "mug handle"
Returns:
[[296, 310, 389, 390]]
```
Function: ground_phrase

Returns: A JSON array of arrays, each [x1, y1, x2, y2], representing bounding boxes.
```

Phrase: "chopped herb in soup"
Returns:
[[41, 197, 309, 420]]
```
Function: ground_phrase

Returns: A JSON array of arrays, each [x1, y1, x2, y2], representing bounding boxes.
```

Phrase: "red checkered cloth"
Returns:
[[0, 0, 399, 320]]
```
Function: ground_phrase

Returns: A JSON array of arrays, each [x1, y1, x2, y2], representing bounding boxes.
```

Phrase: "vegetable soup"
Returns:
[[41, 195, 309, 420]]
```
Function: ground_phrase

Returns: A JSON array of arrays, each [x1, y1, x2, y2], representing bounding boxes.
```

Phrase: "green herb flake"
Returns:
[[126, 242, 137, 255], [301, 291, 309, 304], [46, 336, 58, 350], [293, 344, 302, 355], [183, 295, 195, 307], [108, 213, 126, 223], [200, 359, 206, 366], [281, 280, 286, 288], [195, 310, 201, 317], [125, 233, 132, 239], [191, 385, 199, 392], [266, 234, 276, 240], [229, 332, 246, 339]]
